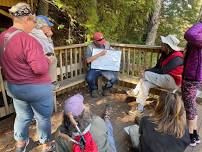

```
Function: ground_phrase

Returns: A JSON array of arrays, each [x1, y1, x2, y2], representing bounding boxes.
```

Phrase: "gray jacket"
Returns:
[[30, 28, 54, 54]]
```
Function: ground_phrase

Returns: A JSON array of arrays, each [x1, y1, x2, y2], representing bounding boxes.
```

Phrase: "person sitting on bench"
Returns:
[[85, 32, 118, 98], [127, 35, 183, 112]]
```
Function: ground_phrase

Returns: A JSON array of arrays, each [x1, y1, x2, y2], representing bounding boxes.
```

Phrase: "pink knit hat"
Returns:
[[64, 94, 84, 116]]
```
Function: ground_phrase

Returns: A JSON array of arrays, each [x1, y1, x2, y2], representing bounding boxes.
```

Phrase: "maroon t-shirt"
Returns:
[[0, 27, 51, 84]]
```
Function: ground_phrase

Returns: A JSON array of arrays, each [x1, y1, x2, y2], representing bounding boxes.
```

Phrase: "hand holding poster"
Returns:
[[91, 48, 122, 71]]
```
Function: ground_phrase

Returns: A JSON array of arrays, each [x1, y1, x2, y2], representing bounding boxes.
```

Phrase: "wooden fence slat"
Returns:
[[79, 47, 82, 75], [122, 48, 126, 74], [150, 52, 153, 67], [65, 49, 68, 78], [127, 48, 130, 75], [70, 49, 73, 78], [59, 50, 63, 81], [75, 48, 78, 77], [143, 49, 147, 69], [132, 48, 136, 76]]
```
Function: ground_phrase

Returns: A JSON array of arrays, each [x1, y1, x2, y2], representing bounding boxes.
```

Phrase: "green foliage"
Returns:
[[52, 0, 154, 44], [157, 0, 202, 46], [51, 0, 202, 46]]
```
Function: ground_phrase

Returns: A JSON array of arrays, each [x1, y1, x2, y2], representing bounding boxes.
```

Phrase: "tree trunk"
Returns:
[[36, 0, 49, 15], [145, 0, 163, 45], [197, 3, 202, 22]]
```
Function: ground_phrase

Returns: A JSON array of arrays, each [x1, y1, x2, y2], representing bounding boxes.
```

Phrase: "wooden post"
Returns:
[[132, 48, 136, 76], [74, 48, 78, 77], [122, 48, 126, 74], [0, 69, 9, 114], [127, 48, 131, 75], [79, 47, 82, 75], [65, 49, 68, 78], [59, 50, 63, 81], [70, 49, 73, 78]]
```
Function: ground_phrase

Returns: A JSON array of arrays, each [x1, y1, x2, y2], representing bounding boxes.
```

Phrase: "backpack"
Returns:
[[72, 131, 98, 152], [0, 29, 21, 53]]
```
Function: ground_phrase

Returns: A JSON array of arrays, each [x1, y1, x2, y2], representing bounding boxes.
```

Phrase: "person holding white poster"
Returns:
[[85, 32, 118, 98]]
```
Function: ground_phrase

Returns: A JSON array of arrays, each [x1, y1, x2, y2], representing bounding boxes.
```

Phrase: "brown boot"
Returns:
[[102, 87, 111, 96]]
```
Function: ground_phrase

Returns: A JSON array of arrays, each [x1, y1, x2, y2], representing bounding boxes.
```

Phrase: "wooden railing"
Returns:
[[54, 43, 162, 83], [0, 43, 162, 117], [111, 43, 161, 78], [54, 44, 87, 82]]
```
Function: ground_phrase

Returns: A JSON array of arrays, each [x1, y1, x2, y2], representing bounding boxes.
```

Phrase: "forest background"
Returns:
[[35, 0, 202, 47]]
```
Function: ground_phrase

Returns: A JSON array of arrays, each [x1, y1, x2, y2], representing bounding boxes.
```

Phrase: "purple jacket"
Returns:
[[184, 22, 202, 81]]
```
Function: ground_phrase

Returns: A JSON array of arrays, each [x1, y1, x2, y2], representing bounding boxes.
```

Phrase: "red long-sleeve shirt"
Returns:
[[0, 27, 51, 84]]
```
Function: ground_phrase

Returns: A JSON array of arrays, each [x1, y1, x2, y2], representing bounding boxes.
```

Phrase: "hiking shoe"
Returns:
[[190, 138, 197, 147], [91, 90, 99, 98], [190, 133, 197, 147], [194, 132, 201, 144], [102, 87, 111, 96], [196, 136, 201, 144], [15, 139, 29, 152], [126, 89, 138, 97], [42, 143, 56, 152], [103, 104, 113, 120]]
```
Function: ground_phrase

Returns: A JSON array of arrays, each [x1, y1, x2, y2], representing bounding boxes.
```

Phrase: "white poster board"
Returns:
[[91, 48, 122, 71]]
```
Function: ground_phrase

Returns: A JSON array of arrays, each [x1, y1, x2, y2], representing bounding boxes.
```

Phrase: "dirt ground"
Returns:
[[0, 88, 202, 152]]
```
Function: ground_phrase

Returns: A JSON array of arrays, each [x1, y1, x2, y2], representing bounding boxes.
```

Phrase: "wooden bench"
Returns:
[[118, 74, 179, 95]]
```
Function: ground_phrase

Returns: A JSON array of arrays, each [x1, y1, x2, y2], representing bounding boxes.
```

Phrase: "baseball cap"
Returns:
[[36, 15, 54, 28]]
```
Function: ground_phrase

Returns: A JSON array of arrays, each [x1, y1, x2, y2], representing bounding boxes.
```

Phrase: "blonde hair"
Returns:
[[150, 92, 186, 138]]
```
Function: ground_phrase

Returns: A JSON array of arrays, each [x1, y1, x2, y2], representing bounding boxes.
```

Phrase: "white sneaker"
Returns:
[[127, 89, 138, 97]]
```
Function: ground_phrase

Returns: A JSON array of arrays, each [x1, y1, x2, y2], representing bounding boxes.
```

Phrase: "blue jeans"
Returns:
[[105, 119, 117, 152], [86, 69, 118, 91], [7, 83, 54, 144]]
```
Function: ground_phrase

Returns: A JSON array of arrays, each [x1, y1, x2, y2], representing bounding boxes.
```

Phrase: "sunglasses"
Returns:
[[96, 38, 104, 42]]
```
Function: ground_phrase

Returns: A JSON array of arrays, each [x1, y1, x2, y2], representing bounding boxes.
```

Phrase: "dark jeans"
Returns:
[[86, 69, 118, 92]]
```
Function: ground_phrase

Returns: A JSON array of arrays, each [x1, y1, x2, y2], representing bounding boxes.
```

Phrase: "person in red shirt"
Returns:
[[0, 3, 55, 152]]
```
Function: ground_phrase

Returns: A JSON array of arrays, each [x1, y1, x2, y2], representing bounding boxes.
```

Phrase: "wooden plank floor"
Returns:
[[0, 89, 202, 152]]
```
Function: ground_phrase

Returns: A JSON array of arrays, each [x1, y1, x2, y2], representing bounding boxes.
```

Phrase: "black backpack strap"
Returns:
[[0, 30, 22, 53]]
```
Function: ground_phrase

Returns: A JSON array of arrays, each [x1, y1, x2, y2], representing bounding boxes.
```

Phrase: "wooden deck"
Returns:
[[0, 88, 202, 152]]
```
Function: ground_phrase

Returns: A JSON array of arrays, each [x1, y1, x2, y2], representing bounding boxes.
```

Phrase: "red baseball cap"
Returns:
[[93, 32, 106, 45]]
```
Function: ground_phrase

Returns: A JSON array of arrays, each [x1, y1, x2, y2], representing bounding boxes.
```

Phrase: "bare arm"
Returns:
[[86, 50, 107, 64]]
